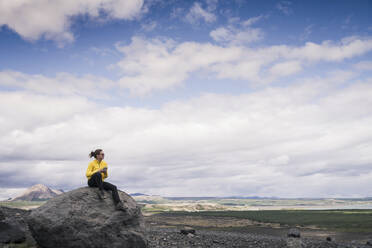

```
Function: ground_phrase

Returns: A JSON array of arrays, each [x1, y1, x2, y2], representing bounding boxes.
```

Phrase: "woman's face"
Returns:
[[96, 151, 105, 160]]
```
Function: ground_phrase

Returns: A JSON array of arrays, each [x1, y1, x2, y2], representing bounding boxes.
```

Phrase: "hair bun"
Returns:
[[89, 149, 103, 159]]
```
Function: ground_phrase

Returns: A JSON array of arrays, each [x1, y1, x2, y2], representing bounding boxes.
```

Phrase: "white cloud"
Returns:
[[268, 60, 302, 77], [241, 15, 265, 26], [0, 70, 116, 98], [0, 187, 27, 201], [1, 71, 372, 197], [185, 2, 216, 24], [0, 91, 96, 133], [115, 36, 241, 95], [210, 15, 265, 45], [113, 36, 372, 95], [299, 24, 313, 41], [209, 27, 230, 43], [268, 155, 290, 166], [210, 26, 262, 45], [287, 36, 372, 62], [354, 60, 372, 71], [0, 0, 144, 45]]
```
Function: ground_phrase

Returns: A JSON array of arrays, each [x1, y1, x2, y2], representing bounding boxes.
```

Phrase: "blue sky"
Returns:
[[0, 0, 372, 199]]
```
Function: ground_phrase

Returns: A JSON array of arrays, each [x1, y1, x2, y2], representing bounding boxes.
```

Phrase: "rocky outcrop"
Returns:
[[0, 206, 36, 245], [26, 187, 148, 248], [0, 222, 25, 244]]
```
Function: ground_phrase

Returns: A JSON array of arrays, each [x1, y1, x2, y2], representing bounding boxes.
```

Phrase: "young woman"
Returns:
[[86, 149, 126, 211]]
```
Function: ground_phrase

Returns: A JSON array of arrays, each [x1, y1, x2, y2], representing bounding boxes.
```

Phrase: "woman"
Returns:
[[86, 149, 126, 211]]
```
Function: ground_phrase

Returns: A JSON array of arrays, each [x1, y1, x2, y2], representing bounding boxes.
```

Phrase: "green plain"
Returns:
[[156, 210, 372, 233]]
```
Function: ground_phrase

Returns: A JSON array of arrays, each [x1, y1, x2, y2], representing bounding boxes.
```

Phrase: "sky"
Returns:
[[0, 0, 372, 199]]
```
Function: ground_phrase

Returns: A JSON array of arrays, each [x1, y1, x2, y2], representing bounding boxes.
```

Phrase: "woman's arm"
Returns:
[[86, 163, 100, 178], [102, 166, 108, 179]]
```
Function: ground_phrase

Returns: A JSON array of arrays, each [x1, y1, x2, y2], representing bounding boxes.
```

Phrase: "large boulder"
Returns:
[[26, 187, 148, 248]]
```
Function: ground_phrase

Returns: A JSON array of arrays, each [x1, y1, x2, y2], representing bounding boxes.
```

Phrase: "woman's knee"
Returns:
[[103, 182, 116, 190], [92, 172, 102, 178], [109, 183, 117, 190]]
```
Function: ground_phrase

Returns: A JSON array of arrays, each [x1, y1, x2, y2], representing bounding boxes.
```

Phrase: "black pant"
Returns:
[[88, 172, 121, 204]]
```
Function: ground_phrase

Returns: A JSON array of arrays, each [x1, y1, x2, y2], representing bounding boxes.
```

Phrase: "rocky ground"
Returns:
[[147, 226, 287, 248], [144, 214, 372, 248], [146, 225, 370, 248]]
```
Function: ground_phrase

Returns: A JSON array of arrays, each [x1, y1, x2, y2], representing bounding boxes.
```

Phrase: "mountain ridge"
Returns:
[[11, 184, 64, 201]]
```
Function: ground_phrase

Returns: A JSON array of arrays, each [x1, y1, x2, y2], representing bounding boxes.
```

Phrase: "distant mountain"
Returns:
[[11, 184, 64, 201], [164, 196, 280, 201], [130, 193, 148, 196]]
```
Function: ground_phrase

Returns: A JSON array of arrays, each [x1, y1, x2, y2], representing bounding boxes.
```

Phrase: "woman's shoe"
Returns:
[[115, 201, 127, 212]]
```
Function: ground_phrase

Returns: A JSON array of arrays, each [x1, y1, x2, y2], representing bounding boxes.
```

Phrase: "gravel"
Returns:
[[146, 226, 369, 248]]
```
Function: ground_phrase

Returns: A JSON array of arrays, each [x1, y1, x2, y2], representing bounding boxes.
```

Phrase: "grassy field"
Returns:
[[0, 200, 46, 209], [155, 210, 372, 233]]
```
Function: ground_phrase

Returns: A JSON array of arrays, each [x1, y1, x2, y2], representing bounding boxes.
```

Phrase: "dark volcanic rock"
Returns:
[[287, 228, 301, 238], [0, 206, 35, 245], [0, 222, 25, 244], [180, 227, 196, 235], [26, 186, 148, 248]]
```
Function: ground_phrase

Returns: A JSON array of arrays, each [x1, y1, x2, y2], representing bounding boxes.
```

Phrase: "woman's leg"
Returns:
[[88, 172, 104, 191], [102, 181, 121, 204]]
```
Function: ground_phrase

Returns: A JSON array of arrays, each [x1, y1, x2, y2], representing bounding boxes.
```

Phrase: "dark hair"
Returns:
[[89, 149, 103, 159]]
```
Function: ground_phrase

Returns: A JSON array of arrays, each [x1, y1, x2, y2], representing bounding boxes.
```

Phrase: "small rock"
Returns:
[[287, 228, 301, 238], [326, 236, 332, 241], [180, 227, 196, 235], [187, 233, 194, 238]]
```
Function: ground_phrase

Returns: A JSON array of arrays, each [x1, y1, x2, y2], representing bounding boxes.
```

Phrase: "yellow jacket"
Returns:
[[86, 159, 108, 181]]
